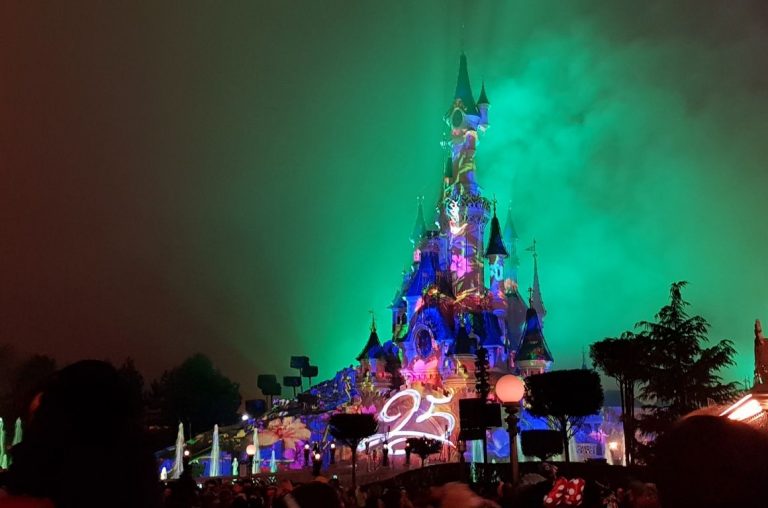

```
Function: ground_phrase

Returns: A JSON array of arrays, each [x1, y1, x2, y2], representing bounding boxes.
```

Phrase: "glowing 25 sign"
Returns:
[[361, 389, 456, 455]]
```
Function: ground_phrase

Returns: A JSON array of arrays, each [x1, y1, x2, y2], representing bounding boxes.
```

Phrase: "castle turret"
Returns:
[[485, 201, 508, 312], [515, 307, 553, 377], [357, 315, 384, 374]]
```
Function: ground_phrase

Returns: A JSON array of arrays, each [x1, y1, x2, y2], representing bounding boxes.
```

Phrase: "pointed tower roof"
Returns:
[[452, 53, 478, 115], [404, 249, 453, 298], [356, 314, 383, 361], [485, 202, 508, 257], [477, 81, 490, 106], [528, 239, 547, 322], [516, 307, 553, 363], [409, 197, 427, 245], [503, 204, 518, 241]]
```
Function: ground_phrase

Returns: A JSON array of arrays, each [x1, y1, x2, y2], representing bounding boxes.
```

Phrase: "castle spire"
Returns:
[[357, 312, 382, 362], [477, 81, 490, 106], [503, 203, 518, 243], [503, 203, 520, 283], [485, 200, 508, 257], [409, 197, 427, 245], [515, 307, 554, 376], [527, 239, 547, 323], [452, 53, 477, 114]]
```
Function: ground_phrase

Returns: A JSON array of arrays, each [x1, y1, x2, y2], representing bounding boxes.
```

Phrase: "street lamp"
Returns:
[[329, 442, 336, 464], [241, 413, 250, 422], [303, 443, 311, 467], [246, 444, 256, 476], [495, 374, 525, 485]]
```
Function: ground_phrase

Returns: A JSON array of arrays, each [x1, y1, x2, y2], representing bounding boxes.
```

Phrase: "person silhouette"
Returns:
[[0, 360, 160, 508], [655, 415, 768, 508]]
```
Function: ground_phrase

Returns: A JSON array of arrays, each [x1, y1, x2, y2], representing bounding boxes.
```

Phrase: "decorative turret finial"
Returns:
[[369, 310, 377, 332], [757, 319, 764, 339]]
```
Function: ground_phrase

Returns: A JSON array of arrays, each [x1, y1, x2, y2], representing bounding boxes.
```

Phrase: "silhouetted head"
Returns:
[[278, 481, 341, 508], [655, 415, 768, 508], [6, 360, 159, 508]]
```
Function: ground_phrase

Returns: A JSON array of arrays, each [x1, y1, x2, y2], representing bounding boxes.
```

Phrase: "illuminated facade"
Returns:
[[158, 57, 607, 477], [349, 55, 558, 457], [357, 54, 553, 396]]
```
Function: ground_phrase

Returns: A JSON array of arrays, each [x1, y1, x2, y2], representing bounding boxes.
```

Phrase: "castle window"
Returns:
[[416, 329, 433, 358]]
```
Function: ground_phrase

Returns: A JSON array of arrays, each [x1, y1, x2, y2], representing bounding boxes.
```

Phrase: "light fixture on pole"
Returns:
[[495, 374, 525, 485], [246, 444, 256, 476], [312, 451, 322, 476]]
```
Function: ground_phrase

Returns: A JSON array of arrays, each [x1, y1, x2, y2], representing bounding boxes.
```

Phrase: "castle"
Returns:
[[355, 54, 554, 396]]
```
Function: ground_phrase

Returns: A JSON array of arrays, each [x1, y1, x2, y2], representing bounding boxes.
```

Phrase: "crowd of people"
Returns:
[[160, 463, 660, 508], [3, 360, 768, 508]]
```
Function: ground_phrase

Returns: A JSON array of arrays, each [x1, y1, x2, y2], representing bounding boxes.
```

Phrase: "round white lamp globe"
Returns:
[[495, 374, 525, 404]]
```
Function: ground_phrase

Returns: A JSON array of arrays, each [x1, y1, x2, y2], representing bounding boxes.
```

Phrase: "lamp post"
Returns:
[[246, 444, 256, 477], [329, 442, 336, 465], [495, 374, 525, 485], [303, 443, 311, 467]]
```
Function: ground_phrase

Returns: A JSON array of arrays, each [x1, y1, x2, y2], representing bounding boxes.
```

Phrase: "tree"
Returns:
[[290, 356, 309, 390], [301, 365, 318, 388], [520, 430, 563, 462], [117, 357, 145, 412], [328, 413, 377, 489], [406, 437, 442, 467], [636, 282, 738, 451], [590, 332, 648, 465], [525, 369, 604, 462], [257, 375, 282, 407], [157, 354, 241, 435], [283, 376, 302, 398]]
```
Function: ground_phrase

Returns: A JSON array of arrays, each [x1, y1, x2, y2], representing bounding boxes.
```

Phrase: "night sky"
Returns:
[[2, 1, 767, 398]]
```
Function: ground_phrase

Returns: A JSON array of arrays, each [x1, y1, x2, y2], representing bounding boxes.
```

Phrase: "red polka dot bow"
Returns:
[[543, 477, 585, 506]]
